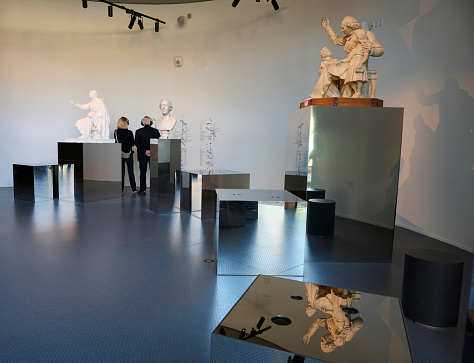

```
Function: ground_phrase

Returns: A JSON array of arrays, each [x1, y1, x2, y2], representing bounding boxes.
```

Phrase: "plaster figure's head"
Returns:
[[159, 98, 173, 116], [341, 16, 360, 35], [117, 117, 129, 130], [321, 333, 337, 353], [141, 116, 152, 126], [306, 303, 317, 317], [320, 47, 332, 59], [89, 90, 98, 99]]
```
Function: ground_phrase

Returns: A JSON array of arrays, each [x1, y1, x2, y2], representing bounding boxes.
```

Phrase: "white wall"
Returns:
[[1, 0, 473, 251]]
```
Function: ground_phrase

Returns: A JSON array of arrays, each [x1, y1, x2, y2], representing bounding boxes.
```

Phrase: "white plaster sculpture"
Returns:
[[307, 16, 384, 99], [156, 98, 177, 139], [70, 90, 110, 139], [302, 283, 364, 353]]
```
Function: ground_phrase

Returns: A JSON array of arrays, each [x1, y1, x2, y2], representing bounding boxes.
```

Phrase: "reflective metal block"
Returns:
[[13, 164, 59, 202], [215, 189, 305, 276], [285, 106, 403, 262], [180, 170, 250, 219], [211, 275, 413, 362], [149, 139, 181, 214], [58, 142, 121, 203]]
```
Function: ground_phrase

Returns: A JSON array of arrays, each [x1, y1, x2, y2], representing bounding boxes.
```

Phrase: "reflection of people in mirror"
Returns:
[[70, 90, 110, 139], [156, 98, 177, 139], [302, 283, 363, 353]]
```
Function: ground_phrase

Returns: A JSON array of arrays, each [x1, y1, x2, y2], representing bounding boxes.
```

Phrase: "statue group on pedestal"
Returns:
[[307, 16, 384, 99]]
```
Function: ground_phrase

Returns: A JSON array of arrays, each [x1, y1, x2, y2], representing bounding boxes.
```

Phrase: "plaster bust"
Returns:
[[70, 90, 111, 139], [156, 98, 177, 139]]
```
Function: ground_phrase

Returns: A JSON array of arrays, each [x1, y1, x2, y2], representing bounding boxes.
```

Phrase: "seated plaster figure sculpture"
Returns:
[[156, 98, 177, 139], [70, 90, 111, 139], [302, 283, 363, 353], [308, 16, 384, 99], [306, 47, 344, 99]]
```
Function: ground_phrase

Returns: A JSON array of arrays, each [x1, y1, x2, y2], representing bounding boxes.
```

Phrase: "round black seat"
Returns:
[[306, 188, 325, 201], [306, 198, 335, 237], [401, 248, 464, 328]]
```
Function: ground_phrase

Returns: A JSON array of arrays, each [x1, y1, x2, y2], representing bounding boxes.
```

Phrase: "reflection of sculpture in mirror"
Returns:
[[156, 98, 177, 139], [307, 16, 384, 99], [302, 283, 364, 353], [70, 90, 111, 139]]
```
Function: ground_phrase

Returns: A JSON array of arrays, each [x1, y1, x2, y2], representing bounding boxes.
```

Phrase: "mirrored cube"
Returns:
[[13, 164, 59, 202], [58, 141, 121, 203], [211, 275, 413, 362], [215, 189, 305, 276], [149, 139, 181, 214], [285, 106, 404, 263], [180, 170, 250, 219]]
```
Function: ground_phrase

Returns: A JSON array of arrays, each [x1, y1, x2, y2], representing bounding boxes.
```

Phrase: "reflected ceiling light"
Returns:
[[108, 5, 113, 17], [232, 0, 240, 7], [128, 14, 136, 29], [270, 0, 279, 11], [82, 0, 88, 8], [138, 17, 144, 30]]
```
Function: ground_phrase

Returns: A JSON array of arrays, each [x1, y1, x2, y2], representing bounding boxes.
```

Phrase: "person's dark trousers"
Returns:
[[122, 156, 137, 192], [138, 158, 149, 192]]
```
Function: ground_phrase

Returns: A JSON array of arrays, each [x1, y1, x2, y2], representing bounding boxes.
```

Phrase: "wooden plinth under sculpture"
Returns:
[[300, 97, 383, 108]]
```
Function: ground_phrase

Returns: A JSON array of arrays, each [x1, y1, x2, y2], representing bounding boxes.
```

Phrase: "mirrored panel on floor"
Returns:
[[211, 275, 413, 362]]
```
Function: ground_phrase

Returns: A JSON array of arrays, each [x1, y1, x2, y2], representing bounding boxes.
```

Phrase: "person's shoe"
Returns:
[[132, 190, 138, 194], [138, 190, 146, 196]]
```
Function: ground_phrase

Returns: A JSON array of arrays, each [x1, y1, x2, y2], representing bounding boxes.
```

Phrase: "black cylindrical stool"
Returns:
[[306, 188, 325, 201], [306, 198, 336, 237], [401, 248, 464, 328]]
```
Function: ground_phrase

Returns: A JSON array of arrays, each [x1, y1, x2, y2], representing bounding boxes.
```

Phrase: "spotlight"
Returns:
[[155, 22, 160, 32], [138, 17, 144, 30], [271, 0, 279, 11], [232, 0, 240, 7], [128, 14, 136, 29], [108, 5, 113, 17], [82, 0, 87, 9]]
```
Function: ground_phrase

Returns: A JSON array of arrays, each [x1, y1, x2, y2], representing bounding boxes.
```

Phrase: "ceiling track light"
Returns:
[[270, 0, 279, 11], [82, 1, 166, 31], [128, 13, 136, 29], [231, 0, 240, 7]]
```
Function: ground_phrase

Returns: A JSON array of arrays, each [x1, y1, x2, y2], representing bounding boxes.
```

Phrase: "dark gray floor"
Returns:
[[0, 187, 472, 362]]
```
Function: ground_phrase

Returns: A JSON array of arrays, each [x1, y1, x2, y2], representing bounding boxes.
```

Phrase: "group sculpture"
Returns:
[[307, 16, 384, 99]]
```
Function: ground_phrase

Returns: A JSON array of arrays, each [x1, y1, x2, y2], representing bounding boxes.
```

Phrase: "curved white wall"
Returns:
[[1, 0, 472, 251]]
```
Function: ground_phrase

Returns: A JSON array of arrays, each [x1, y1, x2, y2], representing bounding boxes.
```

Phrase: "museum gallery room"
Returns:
[[1, 0, 473, 362]]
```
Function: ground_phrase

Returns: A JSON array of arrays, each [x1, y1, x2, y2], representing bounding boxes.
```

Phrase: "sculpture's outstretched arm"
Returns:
[[321, 18, 345, 46], [70, 100, 91, 111]]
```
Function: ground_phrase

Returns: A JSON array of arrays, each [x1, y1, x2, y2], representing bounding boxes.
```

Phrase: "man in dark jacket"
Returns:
[[135, 116, 160, 195]]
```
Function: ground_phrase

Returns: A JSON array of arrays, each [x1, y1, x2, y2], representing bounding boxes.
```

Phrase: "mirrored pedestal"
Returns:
[[285, 106, 403, 263], [215, 189, 305, 276], [149, 139, 181, 214], [58, 141, 121, 203], [211, 275, 413, 362], [180, 170, 250, 219], [13, 164, 59, 202]]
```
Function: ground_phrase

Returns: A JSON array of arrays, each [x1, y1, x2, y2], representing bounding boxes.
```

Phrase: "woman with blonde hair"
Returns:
[[114, 117, 137, 194]]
